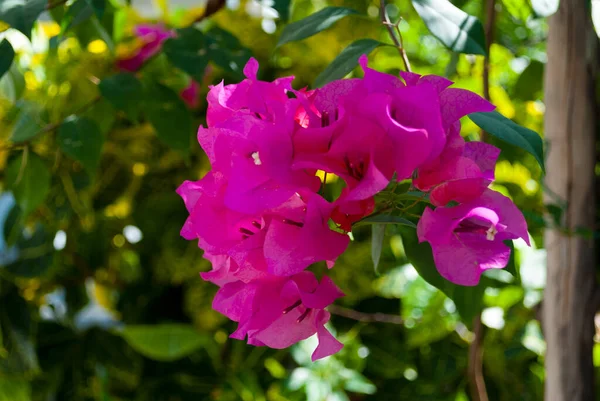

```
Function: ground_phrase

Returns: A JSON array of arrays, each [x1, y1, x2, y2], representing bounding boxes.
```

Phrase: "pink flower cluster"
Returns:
[[177, 56, 529, 360]]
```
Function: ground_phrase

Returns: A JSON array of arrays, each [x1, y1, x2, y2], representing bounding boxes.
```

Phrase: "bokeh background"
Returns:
[[0, 0, 570, 399]]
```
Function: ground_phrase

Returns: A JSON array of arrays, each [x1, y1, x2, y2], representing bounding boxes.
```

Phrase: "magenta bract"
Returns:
[[177, 56, 529, 359]]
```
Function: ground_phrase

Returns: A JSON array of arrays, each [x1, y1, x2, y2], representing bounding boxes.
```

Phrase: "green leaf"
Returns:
[[371, 224, 385, 274], [163, 28, 209, 82], [355, 214, 417, 228], [57, 116, 104, 175], [530, 0, 559, 17], [145, 83, 192, 153], [469, 110, 545, 172], [61, 0, 105, 31], [398, 226, 486, 325], [411, 0, 487, 55], [9, 102, 45, 143], [6, 152, 51, 216], [98, 73, 144, 120], [0, 292, 39, 375], [273, 0, 291, 21], [513, 60, 544, 101], [205, 27, 252, 79], [0, 40, 15, 80], [277, 7, 359, 47], [314, 39, 382, 87], [5, 223, 54, 278], [0, 63, 25, 103], [0, 0, 47, 38], [118, 324, 207, 361]]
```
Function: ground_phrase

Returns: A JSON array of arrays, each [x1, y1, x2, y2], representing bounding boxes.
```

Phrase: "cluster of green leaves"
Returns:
[[0, 0, 552, 400]]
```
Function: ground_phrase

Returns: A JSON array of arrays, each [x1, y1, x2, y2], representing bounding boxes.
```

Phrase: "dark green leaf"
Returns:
[[0, 40, 15, 80], [163, 28, 209, 82], [277, 7, 359, 47], [205, 27, 252, 79], [314, 39, 382, 87], [145, 83, 192, 153], [398, 226, 486, 324], [62, 0, 105, 31], [5, 224, 54, 278], [504, 240, 519, 280], [0, 0, 46, 38], [411, 0, 487, 55], [371, 224, 385, 274], [513, 60, 544, 101], [118, 324, 207, 361], [0, 292, 39, 375], [469, 110, 545, 172], [355, 214, 417, 228], [6, 152, 51, 216], [530, 0, 559, 17], [99, 73, 144, 120], [273, 0, 291, 21], [57, 116, 104, 174]]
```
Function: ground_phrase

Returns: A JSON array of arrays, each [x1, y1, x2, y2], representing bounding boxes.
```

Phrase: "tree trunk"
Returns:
[[543, 1, 598, 400]]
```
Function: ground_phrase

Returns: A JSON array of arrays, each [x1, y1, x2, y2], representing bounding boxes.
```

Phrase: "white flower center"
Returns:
[[251, 151, 262, 166], [486, 225, 498, 241]]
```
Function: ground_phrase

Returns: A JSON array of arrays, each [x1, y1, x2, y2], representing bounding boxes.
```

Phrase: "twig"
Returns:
[[481, 0, 497, 142], [46, 0, 69, 10], [380, 0, 411, 72], [194, 0, 226, 23], [328, 305, 404, 325], [467, 315, 489, 401]]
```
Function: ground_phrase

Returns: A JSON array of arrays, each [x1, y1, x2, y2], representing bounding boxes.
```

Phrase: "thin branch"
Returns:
[[481, 0, 497, 142], [380, 0, 411, 72], [467, 315, 489, 401], [46, 0, 69, 10], [194, 0, 226, 23], [328, 305, 404, 325]]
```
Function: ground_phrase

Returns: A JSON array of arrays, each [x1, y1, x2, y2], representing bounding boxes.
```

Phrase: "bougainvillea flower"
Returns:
[[206, 58, 294, 126], [415, 141, 500, 206], [199, 105, 320, 214], [213, 272, 344, 360], [417, 189, 530, 286], [117, 24, 175, 72], [177, 173, 347, 278], [180, 80, 200, 108]]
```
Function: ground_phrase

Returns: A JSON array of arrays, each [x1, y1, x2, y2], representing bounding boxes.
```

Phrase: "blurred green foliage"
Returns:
[[0, 0, 553, 400]]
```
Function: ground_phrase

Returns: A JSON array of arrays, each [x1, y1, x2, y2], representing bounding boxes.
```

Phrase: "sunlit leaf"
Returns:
[[0, 39, 14, 80], [277, 7, 359, 47], [314, 39, 382, 87], [469, 110, 545, 172], [57, 116, 104, 175], [118, 324, 207, 361], [5, 152, 51, 216], [411, 0, 487, 55]]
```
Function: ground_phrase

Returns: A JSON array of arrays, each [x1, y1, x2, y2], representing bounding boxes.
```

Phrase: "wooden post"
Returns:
[[543, 1, 598, 400]]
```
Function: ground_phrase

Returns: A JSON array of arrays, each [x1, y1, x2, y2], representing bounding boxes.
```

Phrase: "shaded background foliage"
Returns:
[[0, 0, 584, 399]]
